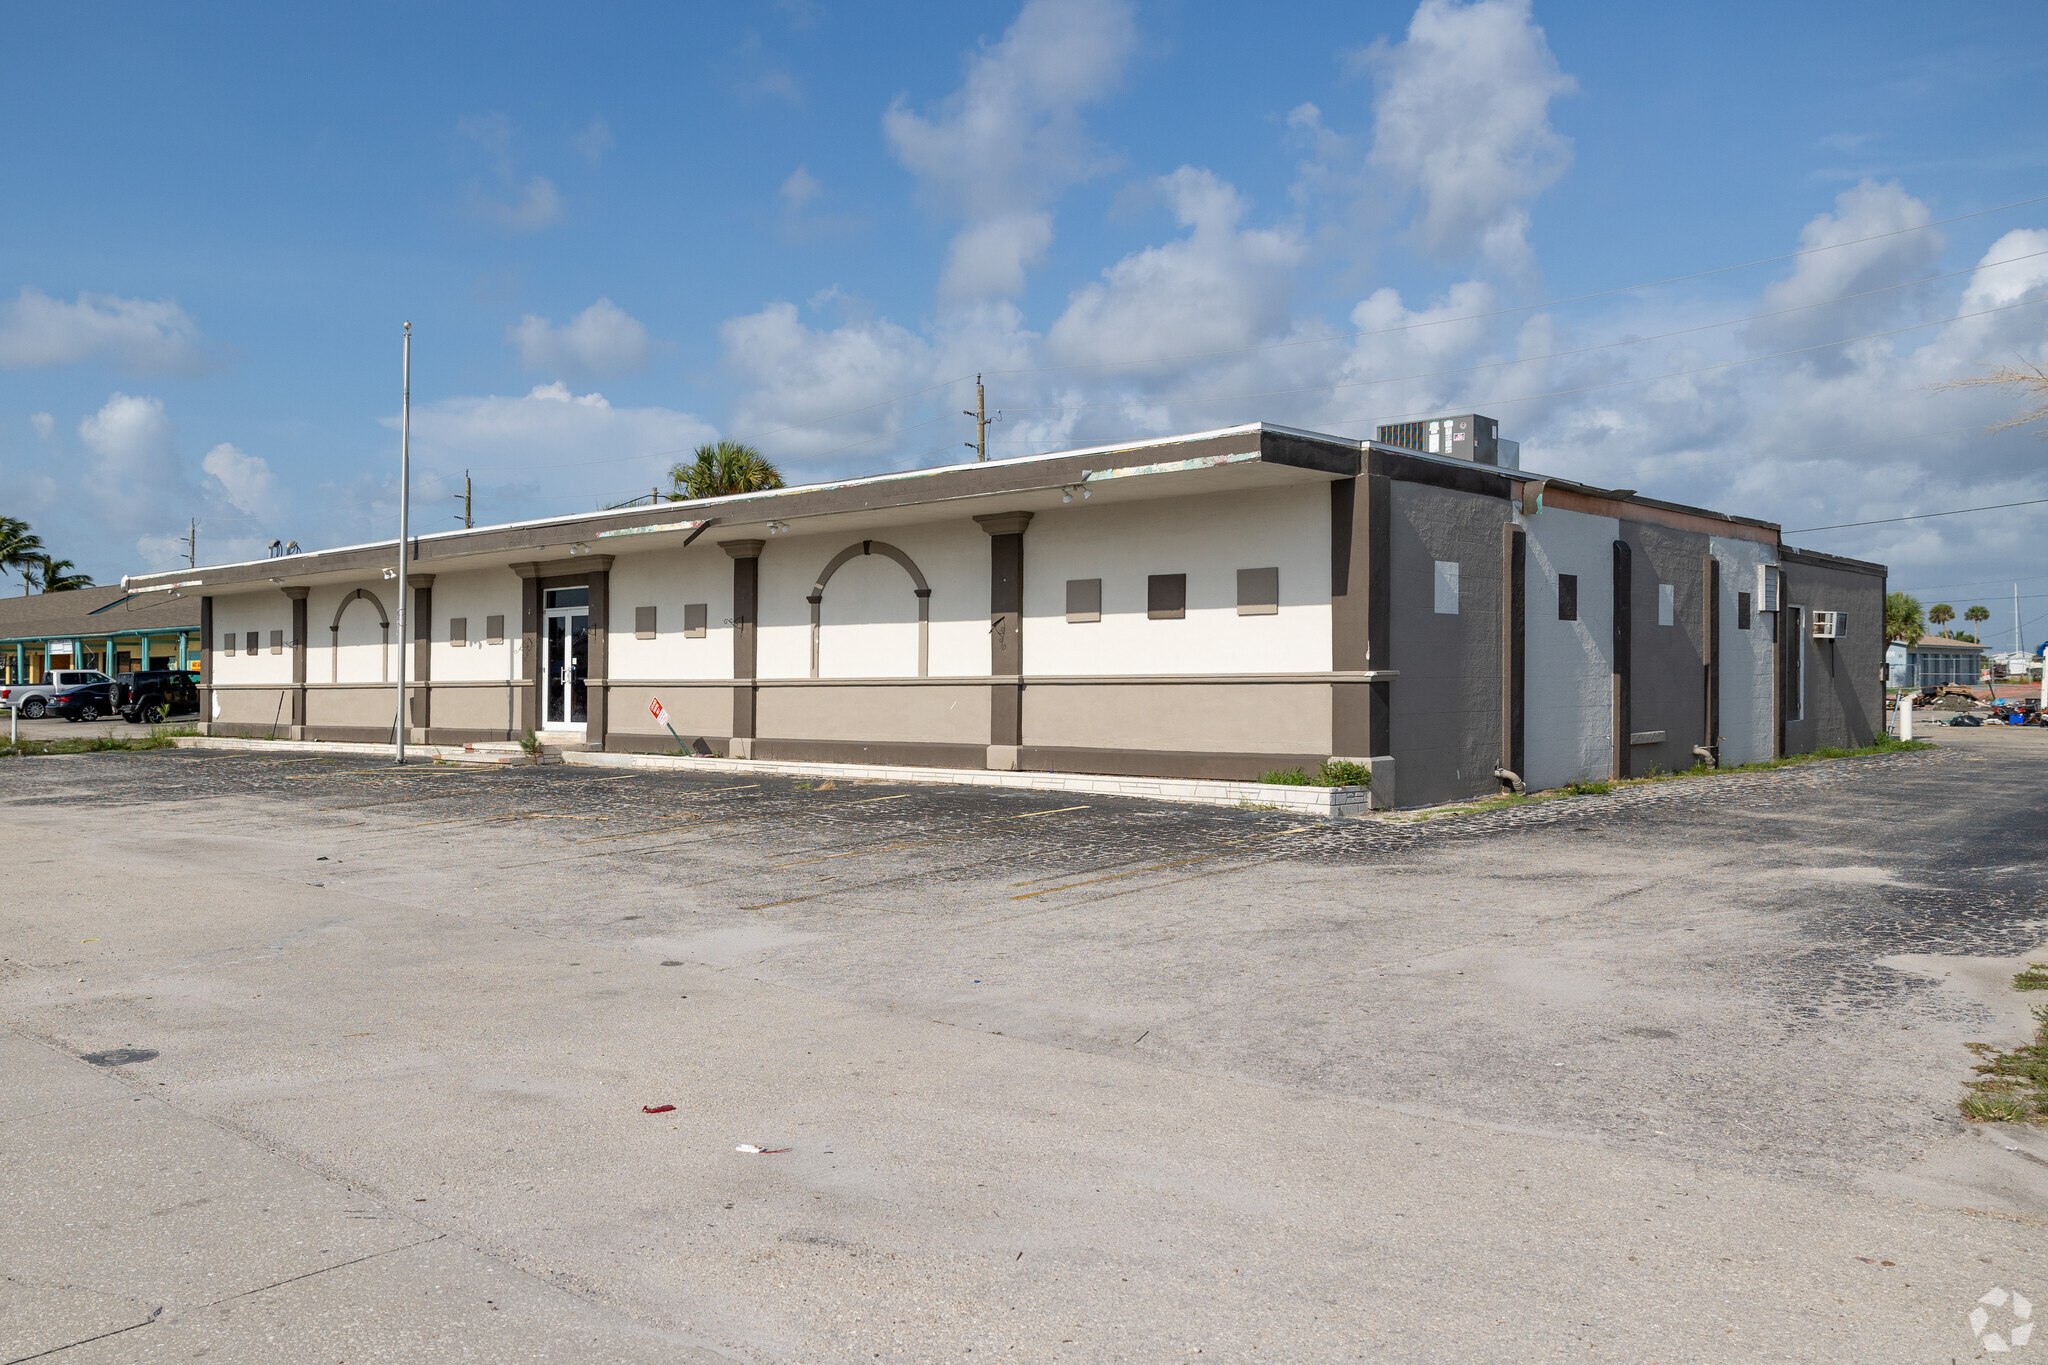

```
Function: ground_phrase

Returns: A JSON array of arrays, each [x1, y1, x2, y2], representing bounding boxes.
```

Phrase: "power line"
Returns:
[[984, 190, 2048, 377], [987, 250, 2048, 419], [1787, 497, 2048, 533]]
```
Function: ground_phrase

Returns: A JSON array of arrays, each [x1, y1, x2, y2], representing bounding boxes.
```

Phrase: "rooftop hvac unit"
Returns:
[[1811, 610, 1842, 640], [1757, 563, 1781, 612], [1377, 414, 1502, 465]]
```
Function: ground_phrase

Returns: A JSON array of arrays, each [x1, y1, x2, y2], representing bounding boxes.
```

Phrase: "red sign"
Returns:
[[649, 696, 667, 724]]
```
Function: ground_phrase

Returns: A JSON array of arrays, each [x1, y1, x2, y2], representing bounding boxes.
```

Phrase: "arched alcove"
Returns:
[[330, 588, 391, 683], [807, 540, 931, 678]]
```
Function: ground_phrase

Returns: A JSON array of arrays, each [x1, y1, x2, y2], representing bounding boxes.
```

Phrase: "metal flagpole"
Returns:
[[395, 322, 411, 764]]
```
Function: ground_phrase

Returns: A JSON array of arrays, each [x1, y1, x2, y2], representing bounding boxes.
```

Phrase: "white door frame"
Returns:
[[540, 602, 590, 732]]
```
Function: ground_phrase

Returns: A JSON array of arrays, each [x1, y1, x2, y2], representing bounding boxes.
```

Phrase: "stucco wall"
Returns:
[[304, 583, 395, 686], [1388, 482, 1510, 806], [307, 683, 399, 729], [1521, 505, 1618, 790], [758, 682, 991, 745], [1711, 537, 1777, 766], [607, 545, 735, 682], [1781, 555, 1885, 753], [756, 521, 988, 680], [1622, 521, 1710, 775], [427, 568, 522, 685], [605, 681, 734, 743], [1023, 485, 1332, 676], [210, 591, 295, 686], [1021, 681, 1331, 756], [430, 680, 518, 735]]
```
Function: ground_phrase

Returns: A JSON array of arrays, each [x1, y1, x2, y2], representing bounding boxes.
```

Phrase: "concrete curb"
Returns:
[[166, 735, 1376, 815], [562, 749, 1377, 816]]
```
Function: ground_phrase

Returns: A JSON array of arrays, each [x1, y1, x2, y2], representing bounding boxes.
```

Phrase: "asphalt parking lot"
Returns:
[[4, 728, 2046, 1361]]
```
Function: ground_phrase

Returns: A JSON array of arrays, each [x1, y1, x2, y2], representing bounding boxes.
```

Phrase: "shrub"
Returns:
[[1260, 767, 1310, 786], [2014, 963, 2048, 992], [1313, 760, 1372, 788]]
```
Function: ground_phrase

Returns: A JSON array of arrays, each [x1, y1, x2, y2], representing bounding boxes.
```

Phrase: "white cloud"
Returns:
[[1047, 168, 1303, 369], [883, 0, 1136, 301], [1361, 0, 1575, 274], [201, 442, 282, 522], [507, 298, 653, 376], [572, 116, 613, 166], [718, 300, 938, 460], [779, 165, 823, 212], [459, 114, 565, 232], [1744, 179, 1944, 357], [29, 412, 54, 440], [0, 287, 210, 374], [398, 384, 718, 502]]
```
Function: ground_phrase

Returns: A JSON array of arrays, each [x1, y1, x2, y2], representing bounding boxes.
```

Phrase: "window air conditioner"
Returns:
[[1811, 610, 1841, 640], [1758, 563, 1781, 613]]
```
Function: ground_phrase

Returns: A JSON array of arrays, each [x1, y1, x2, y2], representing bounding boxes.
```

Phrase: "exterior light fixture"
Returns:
[[382, 567, 397, 580]]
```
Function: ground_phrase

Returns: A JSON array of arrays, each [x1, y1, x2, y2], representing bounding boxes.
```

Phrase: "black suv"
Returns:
[[115, 670, 201, 724]]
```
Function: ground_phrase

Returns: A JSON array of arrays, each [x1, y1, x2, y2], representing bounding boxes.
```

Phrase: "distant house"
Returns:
[[1885, 635, 1983, 689], [0, 585, 202, 685]]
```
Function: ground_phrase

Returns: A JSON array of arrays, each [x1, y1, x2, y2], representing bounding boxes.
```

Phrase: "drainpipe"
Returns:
[[1493, 766, 1525, 794], [1691, 744, 1716, 768]]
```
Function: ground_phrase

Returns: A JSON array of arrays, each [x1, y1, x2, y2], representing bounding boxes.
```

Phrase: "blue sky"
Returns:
[[4, 1, 2046, 637]]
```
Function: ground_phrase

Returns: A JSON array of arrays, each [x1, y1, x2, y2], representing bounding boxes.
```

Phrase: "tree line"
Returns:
[[1886, 592, 1993, 645], [0, 518, 95, 595]]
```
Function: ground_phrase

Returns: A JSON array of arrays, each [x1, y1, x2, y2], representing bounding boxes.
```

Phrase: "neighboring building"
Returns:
[[1885, 636, 1985, 690], [0, 585, 202, 685], [125, 421, 1888, 806]]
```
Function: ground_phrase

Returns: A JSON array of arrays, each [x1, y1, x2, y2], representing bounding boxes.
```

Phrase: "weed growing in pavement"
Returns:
[[518, 726, 542, 757], [1386, 737, 1936, 821], [1960, 1003, 2048, 1124], [2013, 963, 2048, 991]]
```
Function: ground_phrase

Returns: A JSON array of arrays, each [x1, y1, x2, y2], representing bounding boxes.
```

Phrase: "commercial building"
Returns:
[[1885, 636, 1985, 690], [124, 421, 1887, 806], [0, 585, 201, 685]]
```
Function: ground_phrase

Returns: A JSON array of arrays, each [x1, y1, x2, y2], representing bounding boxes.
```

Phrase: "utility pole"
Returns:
[[395, 322, 411, 765], [963, 373, 989, 462], [186, 519, 196, 569], [456, 469, 473, 529]]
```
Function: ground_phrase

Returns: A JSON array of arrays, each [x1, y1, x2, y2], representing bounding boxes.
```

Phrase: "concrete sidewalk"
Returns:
[[0, 1030, 728, 1363]]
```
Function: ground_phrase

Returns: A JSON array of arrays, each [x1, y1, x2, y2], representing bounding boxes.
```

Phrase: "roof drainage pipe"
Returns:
[[1493, 766, 1525, 794], [1692, 745, 1716, 768]]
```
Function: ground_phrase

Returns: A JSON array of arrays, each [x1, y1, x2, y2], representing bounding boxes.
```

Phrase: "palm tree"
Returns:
[[0, 517, 43, 595], [667, 441, 785, 501], [1885, 592, 1925, 644], [1965, 604, 1991, 641], [1928, 602, 1955, 636], [30, 555, 93, 593]]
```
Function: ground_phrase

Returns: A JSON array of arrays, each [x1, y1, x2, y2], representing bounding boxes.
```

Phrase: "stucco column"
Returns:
[[284, 587, 309, 738], [1500, 525, 1526, 787], [722, 540, 764, 759], [974, 512, 1033, 770], [1330, 476, 1393, 801], [198, 595, 214, 734], [1612, 539, 1633, 779], [510, 563, 541, 736], [584, 566, 609, 749], [409, 575, 434, 743]]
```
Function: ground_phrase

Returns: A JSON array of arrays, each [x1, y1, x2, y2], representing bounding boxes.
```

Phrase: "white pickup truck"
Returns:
[[0, 669, 113, 719]]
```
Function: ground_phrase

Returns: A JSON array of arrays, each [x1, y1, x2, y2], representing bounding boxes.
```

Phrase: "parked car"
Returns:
[[0, 669, 114, 719], [46, 681, 119, 722], [115, 669, 200, 724]]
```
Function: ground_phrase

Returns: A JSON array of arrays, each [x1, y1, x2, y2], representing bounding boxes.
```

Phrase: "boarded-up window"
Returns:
[[1237, 567, 1278, 616], [222, 632, 235, 656], [485, 615, 505, 645], [1657, 583, 1675, 627], [634, 606, 656, 640], [1066, 578, 1101, 623], [1557, 573, 1578, 622], [1433, 561, 1459, 615], [269, 630, 284, 655], [1737, 591, 1751, 630], [683, 603, 707, 638], [246, 631, 260, 655], [1147, 574, 1186, 621], [450, 617, 468, 647]]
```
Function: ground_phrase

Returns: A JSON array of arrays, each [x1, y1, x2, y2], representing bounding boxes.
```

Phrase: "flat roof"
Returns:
[[128, 420, 1799, 594]]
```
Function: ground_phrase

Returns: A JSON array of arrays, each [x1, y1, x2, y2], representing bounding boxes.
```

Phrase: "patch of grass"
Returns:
[[2014, 963, 2048, 992], [1959, 1003, 2048, 1125], [1259, 761, 1372, 788], [1560, 779, 1614, 796]]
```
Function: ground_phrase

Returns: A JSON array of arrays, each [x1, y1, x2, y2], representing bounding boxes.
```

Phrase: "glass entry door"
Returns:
[[542, 586, 590, 730]]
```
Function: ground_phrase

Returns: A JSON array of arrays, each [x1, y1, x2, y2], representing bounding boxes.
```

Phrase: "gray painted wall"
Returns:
[[1388, 482, 1510, 806], [1520, 504, 1619, 790], [1710, 536, 1777, 767], [1781, 554, 1885, 752], [1621, 521, 1711, 776]]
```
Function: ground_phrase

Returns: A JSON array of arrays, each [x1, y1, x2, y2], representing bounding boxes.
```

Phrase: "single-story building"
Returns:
[[1885, 636, 1984, 690], [0, 585, 202, 685], [123, 420, 1887, 806]]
